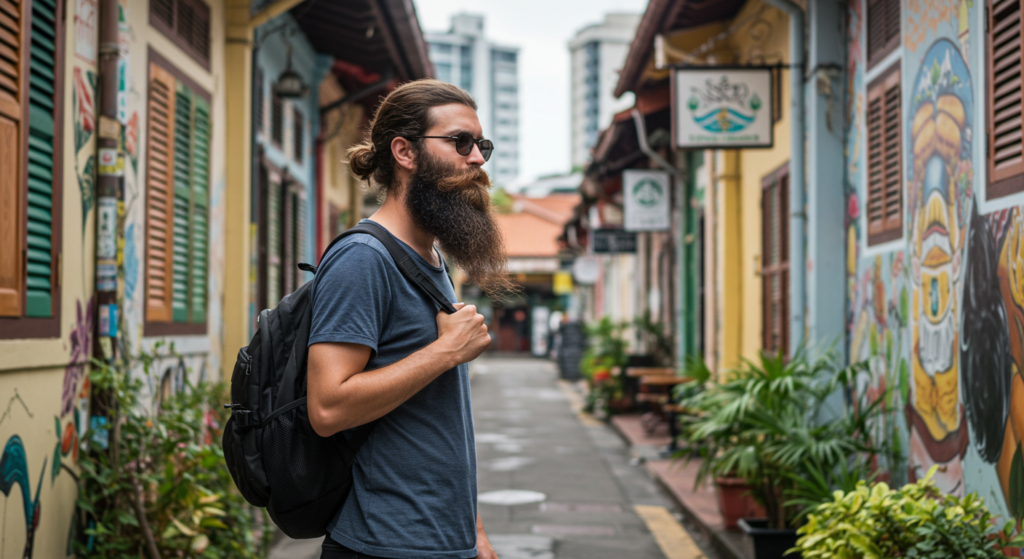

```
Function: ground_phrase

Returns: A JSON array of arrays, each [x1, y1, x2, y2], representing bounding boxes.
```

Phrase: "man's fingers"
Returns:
[[452, 302, 466, 310]]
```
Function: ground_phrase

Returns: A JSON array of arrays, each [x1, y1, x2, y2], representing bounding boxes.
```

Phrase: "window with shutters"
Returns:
[[149, 0, 211, 70], [0, 0, 65, 340], [866, 65, 903, 245], [257, 162, 306, 309], [270, 93, 283, 147], [761, 164, 789, 358], [293, 107, 303, 163], [867, 0, 900, 69], [144, 59, 210, 336], [986, 0, 1024, 199]]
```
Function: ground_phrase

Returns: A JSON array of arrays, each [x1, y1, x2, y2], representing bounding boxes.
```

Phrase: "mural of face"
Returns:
[[906, 40, 972, 493]]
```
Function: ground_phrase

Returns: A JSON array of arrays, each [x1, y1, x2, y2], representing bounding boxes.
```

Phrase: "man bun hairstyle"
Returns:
[[347, 79, 477, 193]]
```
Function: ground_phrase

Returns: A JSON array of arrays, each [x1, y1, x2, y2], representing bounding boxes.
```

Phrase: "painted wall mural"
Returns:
[[845, 0, 1023, 535]]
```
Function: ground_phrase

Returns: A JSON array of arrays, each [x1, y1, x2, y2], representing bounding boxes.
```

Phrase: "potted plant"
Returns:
[[794, 467, 1024, 558], [677, 349, 894, 559], [671, 356, 763, 529], [579, 317, 629, 418]]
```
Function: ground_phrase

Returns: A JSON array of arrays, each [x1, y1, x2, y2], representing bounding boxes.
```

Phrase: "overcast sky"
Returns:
[[413, 0, 649, 184]]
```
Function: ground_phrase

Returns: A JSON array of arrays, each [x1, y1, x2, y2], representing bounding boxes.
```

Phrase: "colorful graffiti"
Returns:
[[0, 435, 46, 559], [848, 0, 1023, 528], [72, 68, 97, 234], [905, 39, 973, 496]]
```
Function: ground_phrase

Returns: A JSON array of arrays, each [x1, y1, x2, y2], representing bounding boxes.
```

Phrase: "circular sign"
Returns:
[[632, 178, 664, 207], [571, 257, 600, 285]]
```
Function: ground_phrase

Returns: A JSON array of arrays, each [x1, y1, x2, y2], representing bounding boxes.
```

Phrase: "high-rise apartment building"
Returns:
[[426, 14, 520, 186], [568, 13, 641, 169]]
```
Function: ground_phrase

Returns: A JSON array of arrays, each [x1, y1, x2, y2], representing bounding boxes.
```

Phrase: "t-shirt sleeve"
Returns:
[[308, 241, 392, 357]]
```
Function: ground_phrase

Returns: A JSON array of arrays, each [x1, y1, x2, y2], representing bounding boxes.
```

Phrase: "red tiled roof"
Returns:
[[498, 194, 581, 258]]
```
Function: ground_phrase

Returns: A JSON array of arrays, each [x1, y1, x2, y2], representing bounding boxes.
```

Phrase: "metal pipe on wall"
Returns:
[[93, 0, 125, 360], [762, 0, 806, 354]]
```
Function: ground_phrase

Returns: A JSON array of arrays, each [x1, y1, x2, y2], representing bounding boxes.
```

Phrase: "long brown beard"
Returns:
[[405, 152, 518, 298]]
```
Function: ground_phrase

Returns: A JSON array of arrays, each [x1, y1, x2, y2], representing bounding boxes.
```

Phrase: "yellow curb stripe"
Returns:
[[634, 505, 707, 559], [556, 380, 603, 426]]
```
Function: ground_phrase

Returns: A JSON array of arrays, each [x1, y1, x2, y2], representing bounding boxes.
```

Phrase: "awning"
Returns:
[[291, 0, 433, 82], [614, 0, 748, 98]]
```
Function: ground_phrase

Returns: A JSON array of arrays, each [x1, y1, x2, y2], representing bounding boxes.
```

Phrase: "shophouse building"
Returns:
[[0, 0, 430, 555], [571, 0, 1023, 535]]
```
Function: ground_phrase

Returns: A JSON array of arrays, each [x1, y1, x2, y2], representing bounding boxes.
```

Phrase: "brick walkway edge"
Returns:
[[609, 415, 751, 559]]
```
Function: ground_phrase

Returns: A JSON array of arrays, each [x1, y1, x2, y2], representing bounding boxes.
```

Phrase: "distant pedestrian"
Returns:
[[307, 79, 515, 559]]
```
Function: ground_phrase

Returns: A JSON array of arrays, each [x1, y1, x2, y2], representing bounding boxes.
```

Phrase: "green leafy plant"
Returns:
[[676, 348, 896, 529], [75, 343, 271, 558], [633, 311, 674, 367], [579, 317, 629, 416], [795, 467, 1024, 558]]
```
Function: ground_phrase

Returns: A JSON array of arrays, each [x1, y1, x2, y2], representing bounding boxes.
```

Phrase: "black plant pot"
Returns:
[[738, 518, 801, 559]]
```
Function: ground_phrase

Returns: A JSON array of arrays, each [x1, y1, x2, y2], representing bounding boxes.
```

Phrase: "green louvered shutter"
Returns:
[[25, 0, 58, 317], [189, 96, 209, 323], [171, 84, 192, 322]]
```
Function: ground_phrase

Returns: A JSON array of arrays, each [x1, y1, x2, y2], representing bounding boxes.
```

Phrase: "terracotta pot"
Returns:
[[715, 476, 766, 530]]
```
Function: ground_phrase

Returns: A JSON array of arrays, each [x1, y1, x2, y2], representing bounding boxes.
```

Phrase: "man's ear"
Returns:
[[392, 137, 417, 172]]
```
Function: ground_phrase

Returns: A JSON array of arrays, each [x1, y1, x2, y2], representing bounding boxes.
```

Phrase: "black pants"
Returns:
[[320, 536, 393, 559]]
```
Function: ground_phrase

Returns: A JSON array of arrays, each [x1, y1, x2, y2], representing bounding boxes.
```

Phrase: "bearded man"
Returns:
[[307, 80, 513, 559]]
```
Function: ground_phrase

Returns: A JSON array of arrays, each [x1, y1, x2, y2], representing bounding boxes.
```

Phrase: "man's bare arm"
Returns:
[[307, 303, 489, 437]]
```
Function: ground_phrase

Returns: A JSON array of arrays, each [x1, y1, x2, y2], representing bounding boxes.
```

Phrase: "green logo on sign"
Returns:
[[632, 178, 663, 207]]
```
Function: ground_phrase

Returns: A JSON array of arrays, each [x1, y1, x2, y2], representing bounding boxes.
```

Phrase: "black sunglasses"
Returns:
[[407, 132, 494, 162]]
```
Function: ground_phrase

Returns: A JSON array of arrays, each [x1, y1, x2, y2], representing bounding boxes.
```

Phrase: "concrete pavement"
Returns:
[[269, 356, 714, 559]]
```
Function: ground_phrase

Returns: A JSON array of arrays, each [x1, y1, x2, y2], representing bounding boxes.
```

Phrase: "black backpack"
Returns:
[[222, 222, 457, 539]]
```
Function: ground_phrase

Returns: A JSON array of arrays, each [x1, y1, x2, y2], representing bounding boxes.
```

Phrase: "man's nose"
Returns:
[[466, 142, 486, 165]]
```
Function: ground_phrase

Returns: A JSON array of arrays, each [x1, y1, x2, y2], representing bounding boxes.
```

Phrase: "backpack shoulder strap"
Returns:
[[310, 223, 458, 315]]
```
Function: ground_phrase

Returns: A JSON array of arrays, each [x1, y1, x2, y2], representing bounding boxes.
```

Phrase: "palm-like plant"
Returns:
[[677, 348, 896, 529]]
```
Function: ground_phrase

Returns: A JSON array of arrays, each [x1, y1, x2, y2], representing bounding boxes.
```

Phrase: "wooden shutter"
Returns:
[[145, 63, 177, 322], [24, 0, 58, 317], [761, 166, 789, 357], [867, 0, 900, 68], [0, 0, 26, 317], [867, 66, 902, 245], [987, 0, 1024, 198], [171, 83, 192, 322], [149, 0, 210, 69], [189, 96, 209, 323]]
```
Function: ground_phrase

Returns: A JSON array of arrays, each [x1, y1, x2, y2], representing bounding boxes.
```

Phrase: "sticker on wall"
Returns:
[[74, 0, 98, 64], [97, 197, 117, 259]]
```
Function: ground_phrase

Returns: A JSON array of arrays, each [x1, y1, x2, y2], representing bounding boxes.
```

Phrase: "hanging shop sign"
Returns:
[[592, 229, 637, 254], [674, 66, 774, 149], [623, 169, 671, 231]]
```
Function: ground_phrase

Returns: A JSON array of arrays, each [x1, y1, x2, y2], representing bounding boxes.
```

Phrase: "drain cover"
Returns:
[[478, 490, 547, 506]]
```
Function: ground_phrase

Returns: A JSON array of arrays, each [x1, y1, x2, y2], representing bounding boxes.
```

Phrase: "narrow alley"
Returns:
[[270, 356, 713, 559]]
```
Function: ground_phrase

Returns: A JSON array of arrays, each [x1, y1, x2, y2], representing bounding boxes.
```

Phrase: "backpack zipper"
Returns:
[[261, 396, 308, 426]]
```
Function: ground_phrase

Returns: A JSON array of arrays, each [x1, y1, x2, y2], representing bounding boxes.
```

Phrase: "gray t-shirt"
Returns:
[[308, 220, 477, 559]]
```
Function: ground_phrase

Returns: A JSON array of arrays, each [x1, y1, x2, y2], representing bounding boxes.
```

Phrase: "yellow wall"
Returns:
[[703, 0, 793, 371]]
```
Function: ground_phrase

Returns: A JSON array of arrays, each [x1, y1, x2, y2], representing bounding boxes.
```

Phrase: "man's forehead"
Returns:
[[427, 104, 483, 135]]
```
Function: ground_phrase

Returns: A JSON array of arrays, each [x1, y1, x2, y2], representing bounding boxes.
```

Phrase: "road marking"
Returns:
[[556, 380, 604, 426], [634, 505, 707, 559]]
